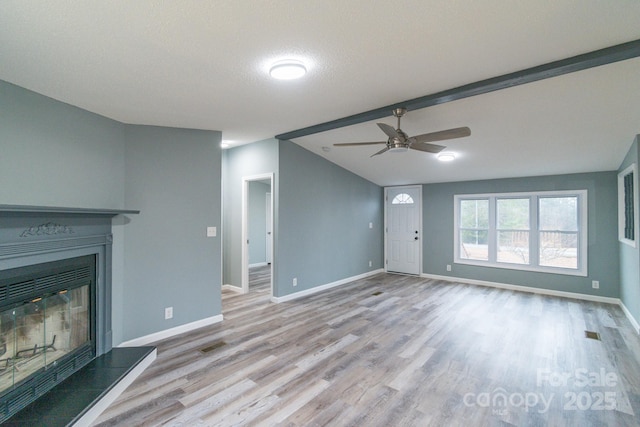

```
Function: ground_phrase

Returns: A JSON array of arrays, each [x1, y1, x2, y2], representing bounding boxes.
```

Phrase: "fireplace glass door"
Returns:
[[0, 285, 89, 395]]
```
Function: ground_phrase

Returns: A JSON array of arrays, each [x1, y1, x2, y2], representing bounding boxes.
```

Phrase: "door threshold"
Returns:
[[385, 271, 420, 277]]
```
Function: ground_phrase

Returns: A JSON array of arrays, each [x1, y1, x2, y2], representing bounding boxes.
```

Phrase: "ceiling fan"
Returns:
[[333, 108, 471, 157]]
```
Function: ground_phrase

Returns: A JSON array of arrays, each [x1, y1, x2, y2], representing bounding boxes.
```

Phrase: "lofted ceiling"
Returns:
[[1, 1, 640, 186]]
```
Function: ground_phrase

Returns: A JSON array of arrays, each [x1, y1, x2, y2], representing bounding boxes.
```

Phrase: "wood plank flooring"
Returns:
[[249, 265, 271, 293], [93, 274, 640, 426]]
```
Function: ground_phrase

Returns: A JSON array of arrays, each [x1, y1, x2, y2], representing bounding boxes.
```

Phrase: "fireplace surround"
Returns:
[[0, 255, 94, 400], [0, 204, 138, 423]]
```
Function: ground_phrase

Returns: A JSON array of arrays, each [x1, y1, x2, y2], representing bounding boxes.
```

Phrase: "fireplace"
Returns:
[[0, 255, 95, 414], [0, 205, 138, 423]]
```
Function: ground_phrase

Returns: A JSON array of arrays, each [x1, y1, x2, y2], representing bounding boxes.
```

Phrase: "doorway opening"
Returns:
[[242, 173, 274, 295]]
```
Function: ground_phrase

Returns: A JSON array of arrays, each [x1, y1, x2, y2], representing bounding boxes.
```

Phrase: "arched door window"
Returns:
[[391, 193, 415, 204]]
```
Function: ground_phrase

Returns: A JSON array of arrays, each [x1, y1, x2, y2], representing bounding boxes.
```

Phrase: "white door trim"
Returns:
[[384, 185, 423, 275], [241, 173, 274, 295], [266, 192, 272, 264]]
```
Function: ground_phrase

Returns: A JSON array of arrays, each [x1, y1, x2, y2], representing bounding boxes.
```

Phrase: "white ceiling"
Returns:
[[1, 1, 639, 186]]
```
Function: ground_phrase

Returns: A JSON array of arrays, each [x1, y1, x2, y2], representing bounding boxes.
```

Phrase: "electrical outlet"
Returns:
[[369, 260, 372, 267], [446, 264, 452, 272], [206, 226, 217, 237], [369, 222, 373, 229], [165, 306, 173, 319], [293, 277, 297, 287], [592, 280, 599, 289]]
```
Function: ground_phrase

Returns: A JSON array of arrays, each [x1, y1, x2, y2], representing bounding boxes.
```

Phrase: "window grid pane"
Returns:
[[459, 199, 489, 260], [460, 230, 489, 261], [497, 198, 529, 230], [539, 197, 578, 231], [497, 231, 529, 264], [539, 231, 578, 269], [460, 199, 489, 229]]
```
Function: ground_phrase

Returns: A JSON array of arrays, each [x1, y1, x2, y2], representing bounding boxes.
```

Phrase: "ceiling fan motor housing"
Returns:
[[388, 137, 410, 152]]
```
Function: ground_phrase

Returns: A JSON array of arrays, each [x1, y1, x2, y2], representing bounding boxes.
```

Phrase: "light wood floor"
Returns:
[[249, 265, 271, 292], [93, 273, 640, 426]]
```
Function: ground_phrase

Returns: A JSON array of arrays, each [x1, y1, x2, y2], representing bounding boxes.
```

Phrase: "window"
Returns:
[[618, 164, 638, 248], [459, 199, 488, 260], [392, 193, 414, 204], [454, 190, 587, 276], [539, 196, 578, 269], [497, 198, 529, 264]]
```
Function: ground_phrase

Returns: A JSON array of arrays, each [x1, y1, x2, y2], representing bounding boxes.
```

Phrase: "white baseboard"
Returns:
[[118, 314, 224, 347], [72, 348, 157, 427], [619, 300, 640, 334], [421, 273, 621, 305], [271, 269, 384, 303], [222, 284, 243, 293]]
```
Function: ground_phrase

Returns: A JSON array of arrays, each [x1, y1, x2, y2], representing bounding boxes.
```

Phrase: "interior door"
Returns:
[[386, 186, 422, 275], [241, 173, 274, 295]]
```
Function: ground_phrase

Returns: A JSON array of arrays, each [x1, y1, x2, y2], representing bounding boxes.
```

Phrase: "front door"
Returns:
[[385, 186, 422, 275]]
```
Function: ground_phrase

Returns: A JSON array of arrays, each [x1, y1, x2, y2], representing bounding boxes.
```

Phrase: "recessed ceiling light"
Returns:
[[269, 60, 307, 80], [437, 152, 456, 162]]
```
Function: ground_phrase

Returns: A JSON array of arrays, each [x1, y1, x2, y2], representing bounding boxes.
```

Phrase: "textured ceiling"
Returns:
[[1, 1, 639, 185]]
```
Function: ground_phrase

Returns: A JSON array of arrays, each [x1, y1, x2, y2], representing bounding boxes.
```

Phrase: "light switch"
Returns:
[[207, 227, 217, 237]]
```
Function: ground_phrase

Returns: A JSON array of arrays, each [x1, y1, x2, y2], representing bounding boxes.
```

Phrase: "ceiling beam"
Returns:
[[276, 39, 640, 141]]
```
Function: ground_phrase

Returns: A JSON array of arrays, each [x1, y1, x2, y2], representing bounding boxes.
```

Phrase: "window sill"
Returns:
[[454, 258, 587, 277]]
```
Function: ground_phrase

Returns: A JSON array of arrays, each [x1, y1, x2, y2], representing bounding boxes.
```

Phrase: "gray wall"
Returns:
[[122, 125, 222, 341], [422, 172, 620, 298], [619, 136, 640, 324], [277, 140, 384, 297], [0, 80, 125, 208], [222, 139, 279, 287], [0, 80, 224, 345], [248, 181, 270, 265], [0, 80, 129, 344]]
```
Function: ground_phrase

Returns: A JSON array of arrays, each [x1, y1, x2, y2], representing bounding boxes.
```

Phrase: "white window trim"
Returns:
[[618, 163, 639, 248], [454, 190, 588, 277]]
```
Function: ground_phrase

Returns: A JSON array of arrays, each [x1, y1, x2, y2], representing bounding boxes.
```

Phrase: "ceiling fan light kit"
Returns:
[[437, 152, 456, 162], [333, 108, 471, 158], [269, 60, 307, 80], [388, 146, 409, 153]]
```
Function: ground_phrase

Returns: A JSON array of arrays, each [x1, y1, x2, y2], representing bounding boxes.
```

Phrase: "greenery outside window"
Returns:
[[454, 190, 588, 276]]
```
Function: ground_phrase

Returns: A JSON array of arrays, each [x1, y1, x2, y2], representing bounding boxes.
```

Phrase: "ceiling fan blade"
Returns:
[[334, 141, 386, 147], [410, 142, 446, 153], [412, 127, 471, 144], [370, 147, 390, 157], [377, 123, 400, 139]]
